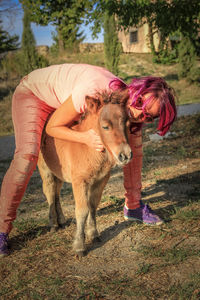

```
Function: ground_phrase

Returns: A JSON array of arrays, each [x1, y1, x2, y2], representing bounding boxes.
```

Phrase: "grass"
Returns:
[[134, 244, 199, 265], [0, 52, 200, 299], [0, 52, 200, 136], [168, 273, 200, 300]]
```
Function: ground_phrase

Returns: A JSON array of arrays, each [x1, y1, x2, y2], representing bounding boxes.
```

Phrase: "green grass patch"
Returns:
[[136, 263, 152, 275], [173, 206, 200, 222], [168, 272, 200, 300], [133, 244, 199, 266], [13, 217, 47, 233]]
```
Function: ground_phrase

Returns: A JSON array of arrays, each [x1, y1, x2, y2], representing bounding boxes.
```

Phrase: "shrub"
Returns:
[[178, 35, 199, 83]]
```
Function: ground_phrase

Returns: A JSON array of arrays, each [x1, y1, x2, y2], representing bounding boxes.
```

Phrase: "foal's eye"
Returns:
[[102, 125, 109, 130]]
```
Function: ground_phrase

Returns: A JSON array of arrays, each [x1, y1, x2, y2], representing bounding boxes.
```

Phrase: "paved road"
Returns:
[[0, 103, 200, 160]]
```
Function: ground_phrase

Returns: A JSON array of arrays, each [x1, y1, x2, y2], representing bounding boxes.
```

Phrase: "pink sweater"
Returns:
[[22, 63, 117, 113]]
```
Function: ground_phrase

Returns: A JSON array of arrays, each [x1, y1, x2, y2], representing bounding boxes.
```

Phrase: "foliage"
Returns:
[[21, 6, 40, 74], [88, 1, 200, 63], [0, 20, 19, 53], [20, 0, 91, 54], [51, 25, 85, 55], [152, 46, 179, 65], [178, 35, 200, 83], [104, 12, 121, 75], [20, 7, 49, 75]]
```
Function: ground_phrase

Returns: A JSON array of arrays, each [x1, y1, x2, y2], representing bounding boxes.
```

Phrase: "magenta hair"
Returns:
[[109, 77, 177, 136]]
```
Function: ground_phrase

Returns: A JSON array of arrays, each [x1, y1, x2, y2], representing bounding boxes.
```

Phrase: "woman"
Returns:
[[0, 63, 176, 257]]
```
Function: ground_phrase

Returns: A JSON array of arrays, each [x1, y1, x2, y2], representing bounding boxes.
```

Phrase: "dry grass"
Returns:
[[0, 52, 199, 298], [0, 52, 199, 136], [0, 113, 199, 299]]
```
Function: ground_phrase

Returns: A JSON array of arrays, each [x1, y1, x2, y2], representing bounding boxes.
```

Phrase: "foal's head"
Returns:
[[85, 90, 132, 166]]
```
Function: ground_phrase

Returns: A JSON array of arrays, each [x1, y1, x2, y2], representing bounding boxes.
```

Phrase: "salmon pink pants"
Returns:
[[0, 83, 142, 234], [123, 130, 143, 209], [0, 83, 55, 233]]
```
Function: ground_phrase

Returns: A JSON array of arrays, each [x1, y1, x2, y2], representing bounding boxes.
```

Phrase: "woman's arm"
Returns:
[[46, 95, 104, 151]]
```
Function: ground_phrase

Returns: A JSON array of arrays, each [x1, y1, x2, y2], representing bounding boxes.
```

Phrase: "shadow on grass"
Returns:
[[8, 170, 199, 255], [98, 170, 199, 217], [163, 73, 179, 81], [143, 170, 200, 219], [87, 170, 199, 254], [9, 225, 50, 252], [0, 86, 14, 101], [9, 218, 73, 254], [87, 220, 132, 254]]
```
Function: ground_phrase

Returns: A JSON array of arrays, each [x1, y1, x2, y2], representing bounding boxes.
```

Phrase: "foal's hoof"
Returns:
[[58, 223, 66, 229], [76, 250, 87, 259], [50, 226, 58, 233]]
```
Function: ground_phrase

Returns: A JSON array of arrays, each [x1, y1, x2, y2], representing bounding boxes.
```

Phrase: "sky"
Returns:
[[1, 0, 103, 47]]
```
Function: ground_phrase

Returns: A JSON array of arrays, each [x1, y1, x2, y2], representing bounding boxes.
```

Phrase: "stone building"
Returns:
[[118, 23, 160, 53]]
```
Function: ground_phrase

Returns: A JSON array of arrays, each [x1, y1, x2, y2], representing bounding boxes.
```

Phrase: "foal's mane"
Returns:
[[80, 89, 129, 122], [97, 89, 129, 107]]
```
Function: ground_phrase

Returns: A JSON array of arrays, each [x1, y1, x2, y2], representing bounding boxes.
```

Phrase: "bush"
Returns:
[[178, 35, 199, 83], [152, 48, 178, 65], [104, 13, 122, 75], [0, 50, 49, 79]]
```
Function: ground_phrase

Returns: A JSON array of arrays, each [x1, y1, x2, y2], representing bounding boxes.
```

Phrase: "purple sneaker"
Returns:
[[124, 203, 163, 225], [0, 233, 9, 257]]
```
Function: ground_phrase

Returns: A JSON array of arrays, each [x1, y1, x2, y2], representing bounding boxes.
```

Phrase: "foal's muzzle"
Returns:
[[116, 144, 132, 166]]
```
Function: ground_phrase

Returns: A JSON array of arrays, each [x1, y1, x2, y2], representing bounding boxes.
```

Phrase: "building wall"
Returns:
[[79, 43, 104, 53], [118, 23, 160, 53]]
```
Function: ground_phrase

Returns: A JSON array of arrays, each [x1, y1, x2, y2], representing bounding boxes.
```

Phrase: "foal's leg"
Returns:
[[86, 174, 110, 242], [72, 181, 89, 256], [54, 177, 66, 227], [38, 153, 59, 231]]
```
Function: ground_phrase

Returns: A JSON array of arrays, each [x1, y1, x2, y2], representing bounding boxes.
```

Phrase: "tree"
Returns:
[[87, 0, 200, 59], [21, 6, 48, 74], [0, 20, 19, 53], [178, 35, 200, 83], [51, 22, 85, 55], [104, 12, 121, 75], [21, 6, 40, 73], [20, 0, 91, 54], [0, 0, 20, 53]]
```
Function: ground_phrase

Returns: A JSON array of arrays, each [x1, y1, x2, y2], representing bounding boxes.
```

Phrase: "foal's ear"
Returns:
[[85, 96, 100, 113]]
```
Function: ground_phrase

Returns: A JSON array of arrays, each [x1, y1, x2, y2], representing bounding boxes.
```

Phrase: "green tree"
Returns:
[[178, 35, 200, 83], [0, 20, 19, 53], [51, 22, 85, 55], [20, 6, 48, 75], [21, 7, 40, 73], [20, 0, 91, 54], [104, 12, 121, 75], [87, 1, 200, 61]]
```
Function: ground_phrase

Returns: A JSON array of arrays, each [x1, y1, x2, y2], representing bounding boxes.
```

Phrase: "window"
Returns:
[[130, 31, 138, 44]]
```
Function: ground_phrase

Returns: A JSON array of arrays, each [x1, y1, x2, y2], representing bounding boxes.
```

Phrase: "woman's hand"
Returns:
[[84, 129, 104, 152], [46, 95, 104, 152]]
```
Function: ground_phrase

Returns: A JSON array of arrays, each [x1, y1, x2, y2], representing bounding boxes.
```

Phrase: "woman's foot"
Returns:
[[124, 203, 163, 225], [0, 233, 9, 257]]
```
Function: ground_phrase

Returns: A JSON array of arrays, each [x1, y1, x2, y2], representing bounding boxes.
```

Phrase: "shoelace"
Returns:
[[143, 205, 150, 216]]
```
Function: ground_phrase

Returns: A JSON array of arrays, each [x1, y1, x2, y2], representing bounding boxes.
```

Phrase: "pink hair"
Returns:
[[109, 77, 177, 136]]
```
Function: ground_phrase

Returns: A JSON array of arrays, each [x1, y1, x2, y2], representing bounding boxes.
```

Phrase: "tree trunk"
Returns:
[[147, 21, 156, 55], [58, 26, 64, 55]]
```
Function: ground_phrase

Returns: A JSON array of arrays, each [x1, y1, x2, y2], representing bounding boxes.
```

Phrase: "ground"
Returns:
[[0, 114, 199, 299]]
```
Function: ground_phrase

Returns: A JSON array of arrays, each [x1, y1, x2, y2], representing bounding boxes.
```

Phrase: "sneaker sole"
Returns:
[[0, 253, 9, 258], [124, 216, 164, 225]]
